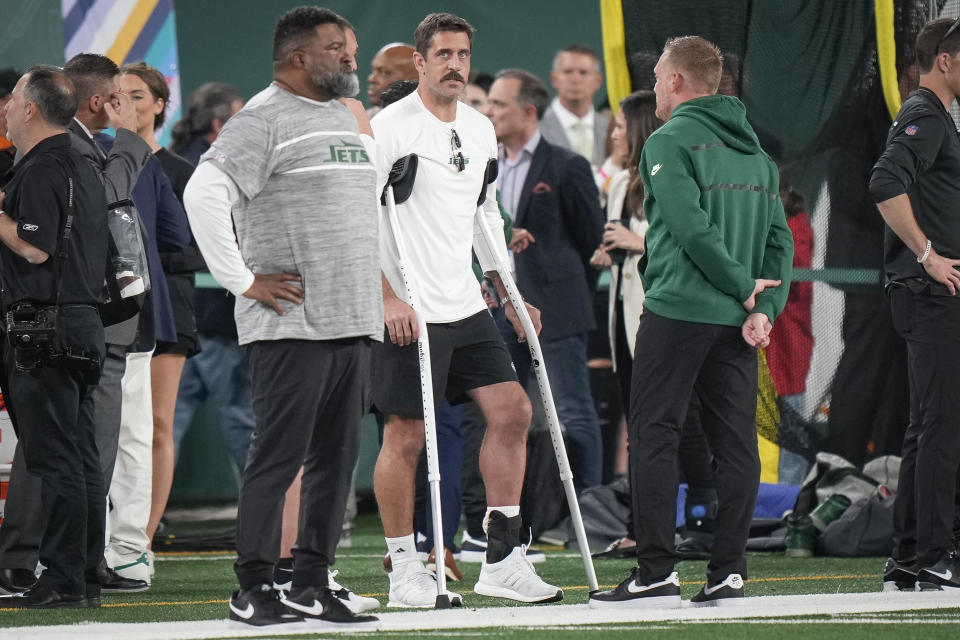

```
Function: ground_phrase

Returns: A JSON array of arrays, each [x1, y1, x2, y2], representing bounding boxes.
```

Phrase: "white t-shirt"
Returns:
[[371, 90, 507, 324]]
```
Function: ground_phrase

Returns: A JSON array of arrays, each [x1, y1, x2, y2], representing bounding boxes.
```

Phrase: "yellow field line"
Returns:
[[98, 574, 876, 606], [103, 598, 228, 608]]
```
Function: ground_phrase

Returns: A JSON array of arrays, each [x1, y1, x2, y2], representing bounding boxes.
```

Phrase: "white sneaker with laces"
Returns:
[[387, 561, 462, 608], [328, 569, 379, 613], [474, 546, 562, 603]]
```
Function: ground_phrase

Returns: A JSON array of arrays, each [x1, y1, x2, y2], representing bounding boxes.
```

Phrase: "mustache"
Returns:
[[442, 72, 465, 83]]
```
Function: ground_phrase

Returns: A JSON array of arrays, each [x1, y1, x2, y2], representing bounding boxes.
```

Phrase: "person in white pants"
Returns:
[[105, 350, 154, 582]]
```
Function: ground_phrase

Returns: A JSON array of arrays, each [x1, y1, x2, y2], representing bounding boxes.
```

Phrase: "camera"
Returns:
[[6, 304, 57, 373], [5, 304, 101, 383]]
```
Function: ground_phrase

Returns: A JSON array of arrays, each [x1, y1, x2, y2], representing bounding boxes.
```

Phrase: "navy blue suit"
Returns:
[[512, 139, 603, 341], [505, 136, 604, 494]]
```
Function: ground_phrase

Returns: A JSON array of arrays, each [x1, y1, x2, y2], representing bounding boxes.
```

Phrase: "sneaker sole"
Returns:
[[101, 584, 151, 594], [882, 581, 916, 592], [691, 597, 746, 608], [459, 549, 545, 564], [387, 592, 463, 609], [588, 594, 681, 609], [228, 618, 305, 628], [917, 583, 960, 592], [473, 582, 563, 603], [784, 548, 814, 558]]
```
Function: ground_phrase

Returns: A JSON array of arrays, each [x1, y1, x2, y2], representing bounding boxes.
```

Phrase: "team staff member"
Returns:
[[590, 36, 792, 609], [0, 53, 151, 598], [0, 66, 108, 608], [185, 6, 381, 627], [871, 16, 960, 592], [371, 12, 561, 608]]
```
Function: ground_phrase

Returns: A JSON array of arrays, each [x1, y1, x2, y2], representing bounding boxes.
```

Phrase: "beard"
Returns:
[[310, 68, 359, 99]]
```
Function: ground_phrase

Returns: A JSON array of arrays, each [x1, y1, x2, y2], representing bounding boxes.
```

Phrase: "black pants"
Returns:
[[1, 307, 105, 594], [0, 342, 126, 573], [826, 288, 909, 466], [629, 311, 758, 585], [889, 284, 960, 566], [234, 338, 369, 590]]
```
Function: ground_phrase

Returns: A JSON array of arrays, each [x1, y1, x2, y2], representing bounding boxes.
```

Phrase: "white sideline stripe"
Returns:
[[3, 591, 959, 639], [276, 131, 359, 150], [155, 552, 581, 562], [280, 164, 377, 175]]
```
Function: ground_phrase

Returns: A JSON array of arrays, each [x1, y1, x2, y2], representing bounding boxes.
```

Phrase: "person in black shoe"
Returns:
[[185, 7, 380, 627], [690, 573, 744, 607], [281, 585, 377, 623], [228, 583, 302, 627], [590, 35, 792, 609], [97, 565, 149, 593], [0, 66, 110, 610], [870, 16, 960, 593], [0, 567, 35, 595], [588, 567, 680, 609], [882, 556, 918, 592]]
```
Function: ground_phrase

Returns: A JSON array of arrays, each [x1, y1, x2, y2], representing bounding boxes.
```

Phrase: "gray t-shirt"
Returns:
[[202, 84, 381, 344]]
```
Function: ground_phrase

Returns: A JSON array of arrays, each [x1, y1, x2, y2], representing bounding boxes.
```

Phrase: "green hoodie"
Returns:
[[638, 94, 793, 326]]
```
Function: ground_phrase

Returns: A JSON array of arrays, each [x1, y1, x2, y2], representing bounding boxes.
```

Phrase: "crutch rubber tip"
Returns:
[[434, 594, 454, 609]]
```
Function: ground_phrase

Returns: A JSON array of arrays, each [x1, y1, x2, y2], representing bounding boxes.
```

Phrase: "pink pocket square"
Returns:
[[533, 182, 552, 194]]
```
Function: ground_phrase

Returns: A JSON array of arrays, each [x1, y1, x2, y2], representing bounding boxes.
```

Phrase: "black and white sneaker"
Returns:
[[690, 573, 745, 607], [281, 585, 378, 623], [460, 530, 545, 564], [916, 552, 960, 591], [882, 557, 918, 592], [228, 583, 303, 627], [588, 568, 681, 609]]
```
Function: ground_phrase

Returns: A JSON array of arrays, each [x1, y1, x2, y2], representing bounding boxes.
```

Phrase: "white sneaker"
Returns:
[[474, 546, 562, 603], [328, 569, 379, 613], [106, 549, 152, 584], [387, 561, 463, 608], [147, 550, 155, 580]]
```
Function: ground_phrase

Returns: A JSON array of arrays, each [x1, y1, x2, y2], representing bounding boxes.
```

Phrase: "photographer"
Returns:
[[0, 66, 108, 608]]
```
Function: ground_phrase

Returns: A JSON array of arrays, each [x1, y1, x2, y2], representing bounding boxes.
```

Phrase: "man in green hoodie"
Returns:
[[589, 36, 793, 610]]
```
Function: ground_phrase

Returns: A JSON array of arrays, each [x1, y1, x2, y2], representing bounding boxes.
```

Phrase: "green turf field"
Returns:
[[0, 513, 957, 638]]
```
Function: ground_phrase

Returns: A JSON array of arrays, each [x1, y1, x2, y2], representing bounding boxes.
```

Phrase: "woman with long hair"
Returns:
[[590, 90, 661, 410], [118, 62, 200, 575]]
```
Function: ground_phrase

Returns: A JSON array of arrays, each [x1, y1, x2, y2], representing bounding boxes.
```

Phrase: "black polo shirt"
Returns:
[[1, 132, 107, 306], [870, 88, 960, 289]]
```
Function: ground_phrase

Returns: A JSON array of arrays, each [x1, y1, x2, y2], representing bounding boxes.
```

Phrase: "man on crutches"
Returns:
[[370, 12, 562, 608]]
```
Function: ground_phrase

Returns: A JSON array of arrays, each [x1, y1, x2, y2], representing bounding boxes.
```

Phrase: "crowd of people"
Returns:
[[0, 3, 957, 628]]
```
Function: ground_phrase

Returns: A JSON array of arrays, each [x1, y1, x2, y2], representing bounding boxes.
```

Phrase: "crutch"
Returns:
[[381, 154, 460, 609], [473, 158, 600, 593]]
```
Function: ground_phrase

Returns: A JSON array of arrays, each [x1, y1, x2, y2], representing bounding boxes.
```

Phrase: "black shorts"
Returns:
[[371, 310, 517, 418], [154, 272, 199, 357]]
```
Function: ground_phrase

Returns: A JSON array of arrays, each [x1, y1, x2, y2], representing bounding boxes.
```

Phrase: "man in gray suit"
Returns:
[[539, 44, 608, 168], [0, 54, 151, 597]]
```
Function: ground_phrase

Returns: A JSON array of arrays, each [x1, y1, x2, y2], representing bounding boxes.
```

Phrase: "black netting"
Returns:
[[615, 0, 959, 477]]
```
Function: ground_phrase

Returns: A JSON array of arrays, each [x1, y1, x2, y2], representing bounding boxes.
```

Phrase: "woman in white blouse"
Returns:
[[590, 90, 662, 411]]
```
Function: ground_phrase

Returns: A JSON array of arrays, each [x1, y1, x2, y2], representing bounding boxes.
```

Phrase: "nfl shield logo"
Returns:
[[905, 125, 918, 136]]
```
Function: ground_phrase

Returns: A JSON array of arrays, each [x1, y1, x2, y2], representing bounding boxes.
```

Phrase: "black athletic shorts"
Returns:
[[371, 310, 518, 418]]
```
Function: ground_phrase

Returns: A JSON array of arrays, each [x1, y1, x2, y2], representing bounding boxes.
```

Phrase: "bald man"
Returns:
[[367, 42, 417, 107]]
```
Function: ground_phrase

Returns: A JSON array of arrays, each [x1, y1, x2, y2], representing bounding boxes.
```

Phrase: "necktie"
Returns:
[[572, 120, 593, 162]]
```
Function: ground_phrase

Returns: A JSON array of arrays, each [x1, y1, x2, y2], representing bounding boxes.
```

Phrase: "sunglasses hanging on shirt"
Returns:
[[451, 128, 465, 172]]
